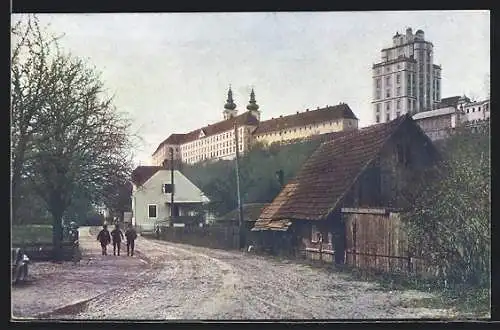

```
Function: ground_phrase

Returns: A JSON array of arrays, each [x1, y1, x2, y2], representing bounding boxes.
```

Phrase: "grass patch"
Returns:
[[12, 224, 53, 245]]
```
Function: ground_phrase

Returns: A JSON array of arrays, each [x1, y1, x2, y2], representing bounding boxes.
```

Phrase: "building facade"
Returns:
[[412, 107, 459, 141], [372, 28, 442, 123], [152, 88, 359, 166], [461, 99, 490, 122], [412, 95, 490, 141], [131, 166, 211, 231], [253, 103, 358, 145]]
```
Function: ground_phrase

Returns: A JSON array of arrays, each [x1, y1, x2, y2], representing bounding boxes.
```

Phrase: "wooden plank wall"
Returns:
[[345, 211, 410, 274]]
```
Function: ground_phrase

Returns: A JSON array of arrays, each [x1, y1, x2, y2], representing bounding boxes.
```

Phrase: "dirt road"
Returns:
[[67, 236, 454, 320]]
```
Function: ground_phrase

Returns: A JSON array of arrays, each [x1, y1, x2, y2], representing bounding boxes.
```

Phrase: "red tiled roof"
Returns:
[[152, 111, 259, 156], [131, 166, 163, 186], [253, 103, 358, 135], [257, 115, 416, 224]]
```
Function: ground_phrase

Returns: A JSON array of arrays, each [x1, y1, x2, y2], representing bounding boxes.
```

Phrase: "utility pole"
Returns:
[[234, 124, 244, 248], [170, 147, 175, 224]]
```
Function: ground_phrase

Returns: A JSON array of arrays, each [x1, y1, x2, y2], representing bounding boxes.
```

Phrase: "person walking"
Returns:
[[111, 224, 125, 256], [125, 223, 138, 256], [97, 224, 111, 256]]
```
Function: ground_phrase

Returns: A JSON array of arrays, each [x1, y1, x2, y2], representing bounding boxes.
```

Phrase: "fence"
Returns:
[[152, 224, 241, 250], [343, 208, 436, 277]]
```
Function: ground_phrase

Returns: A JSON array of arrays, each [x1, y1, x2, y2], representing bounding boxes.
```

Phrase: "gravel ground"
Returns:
[[11, 227, 150, 319], [67, 237, 456, 320]]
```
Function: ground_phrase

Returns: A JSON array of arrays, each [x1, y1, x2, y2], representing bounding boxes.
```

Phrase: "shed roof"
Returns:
[[131, 166, 163, 186], [256, 114, 422, 227], [412, 107, 457, 120], [219, 203, 270, 223]]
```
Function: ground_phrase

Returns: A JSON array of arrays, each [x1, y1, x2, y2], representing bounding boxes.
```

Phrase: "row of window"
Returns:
[[185, 144, 244, 163], [183, 128, 245, 151], [258, 120, 345, 138], [466, 106, 488, 113], [375, 99, 415, 115], [375, 110, 402, 123]]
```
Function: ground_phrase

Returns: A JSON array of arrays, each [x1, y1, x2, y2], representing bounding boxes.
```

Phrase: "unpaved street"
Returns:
[[64, 234, 454, 320]]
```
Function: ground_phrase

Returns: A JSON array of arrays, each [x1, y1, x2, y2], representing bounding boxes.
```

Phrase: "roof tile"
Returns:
[[257, 115, 412, 224]]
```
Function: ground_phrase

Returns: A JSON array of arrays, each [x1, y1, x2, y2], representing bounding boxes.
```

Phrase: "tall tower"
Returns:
[[372, 28, 442, 124], [223, 86, 238, 120], [246, 88, 261, 121]]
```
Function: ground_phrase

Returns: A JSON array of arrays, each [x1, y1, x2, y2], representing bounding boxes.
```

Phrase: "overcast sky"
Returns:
[[12, 11, 490, 166]]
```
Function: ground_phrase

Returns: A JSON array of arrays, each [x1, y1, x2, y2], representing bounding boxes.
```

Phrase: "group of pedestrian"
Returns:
[[97, 223, 137, 256]]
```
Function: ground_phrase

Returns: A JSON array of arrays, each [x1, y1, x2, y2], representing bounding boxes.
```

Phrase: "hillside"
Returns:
[[182, 139, 323, 216]]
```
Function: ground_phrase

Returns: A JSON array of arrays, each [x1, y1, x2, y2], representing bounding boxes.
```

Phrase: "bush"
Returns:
[[401, 124, 490, 287]]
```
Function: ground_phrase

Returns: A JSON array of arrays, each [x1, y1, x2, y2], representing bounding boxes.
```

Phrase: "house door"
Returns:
[[331, 214, 346, 265], [173, 204, 180, 217]]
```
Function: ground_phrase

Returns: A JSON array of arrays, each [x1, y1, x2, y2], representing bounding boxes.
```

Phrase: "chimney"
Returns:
[[317, 106, 320, 110], [280, 115, 283, 118], [296, 111, 299, 114], [306, 109, 309, 112]]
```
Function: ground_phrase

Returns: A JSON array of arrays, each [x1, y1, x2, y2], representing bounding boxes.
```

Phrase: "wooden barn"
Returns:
[[252, 114, 440, 272]]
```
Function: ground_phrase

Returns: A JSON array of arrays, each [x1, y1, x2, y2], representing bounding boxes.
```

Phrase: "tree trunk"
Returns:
[[51, 209, 64, 262]]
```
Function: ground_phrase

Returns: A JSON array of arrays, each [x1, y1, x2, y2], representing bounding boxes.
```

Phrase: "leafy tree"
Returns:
[[11, 15, 134, 260], [401, 124, 490, 287]]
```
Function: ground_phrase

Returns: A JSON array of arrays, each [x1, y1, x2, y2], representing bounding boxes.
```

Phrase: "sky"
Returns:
[[12, 11, 490, 166]]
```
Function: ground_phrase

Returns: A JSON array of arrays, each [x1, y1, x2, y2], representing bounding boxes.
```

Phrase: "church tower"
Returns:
[[246, 88, 261, 121], [223, 86, 238, 120]]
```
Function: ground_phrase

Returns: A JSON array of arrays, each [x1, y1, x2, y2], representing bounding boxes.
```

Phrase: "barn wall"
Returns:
[[343, 209, 432, 276], [379, 124, 438, 208]]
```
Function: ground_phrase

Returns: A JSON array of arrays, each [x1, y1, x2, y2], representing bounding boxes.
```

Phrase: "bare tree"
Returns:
[[12, 15, 134, 260], [11, 15, 64, 222]]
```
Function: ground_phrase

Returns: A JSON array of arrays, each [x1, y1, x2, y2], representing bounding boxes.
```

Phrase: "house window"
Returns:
[[148, 204, 157, 218], [386, 89, 391, 98], [396, 100, 401, 110], [385, 76, 391, 86], [376, 89, 381, 99], [386, 112, 390, 122], [396, 74, 401, 84], [385, 102, 390, 111], [376, 78, 381, 88], [376, 115, 380, 123], [376, 104, 381, 113], [396, 87, 401, 96]]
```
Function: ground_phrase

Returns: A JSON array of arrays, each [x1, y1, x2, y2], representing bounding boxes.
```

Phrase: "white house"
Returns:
[[131, 166, 211, 232]]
